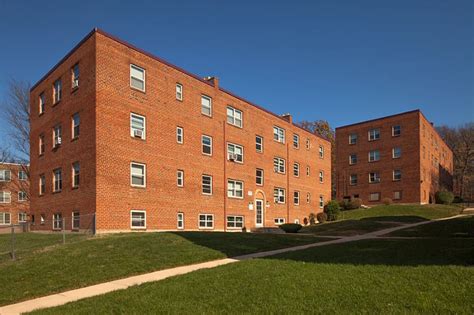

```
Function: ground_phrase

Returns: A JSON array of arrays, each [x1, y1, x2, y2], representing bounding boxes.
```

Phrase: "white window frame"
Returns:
[[18, 212, 27, 223], [256, 168, 264, 186], [39, 134, 45, 155], [176, 83, 183, 101], [18, 170, 27, 181], [226, 106, 243, 128], [177, 212, 184, 229], [0, 170, 11, 182], [39, 92, 45, 115], [293, 191, 300, 205], [368, 150, 380, 162], [0, 212, 11, 225], [368, 128, 380, 141], [293, 134, 299, 149], [273, 126, 285, 143], [227, 179, 244, 199], [392, 147, 401, 159], [53, 125, 62, 148], [202, 135, 213, 156], [349, 154, 358, 165], [72, 211, 80, 230], [18, 191, 27, 202], [274, 187, 286, 204], [177, 170, 184, 187], [201, 95, 212, 117], [53, 79, 62, 103], [306, 192, 311, 203], [393, 170, 402, 181], [256, 135, 263, 153], [393, 191, 402, 200], [202, 175, 213, 195], [227, 143, 244, 163], [392, 125, 401, 137], [369, 192, 381, 201], [273, 157, 286, 174], [53, 213, 62, 230], [130, 210, 146, 229], [72, 162, 80, 188], [274, 218, 285, 225], [369, 172, 381, 183], [306, 138, 310, 150], [319, 170, 324, 183], [72, 63, 79, 88], [130, 162, 146, 188], [130, 64, 146, 92], [130, 113, 146, 140], [349, 133, 357, 144], [319, 195, 324, 208], [293, 163, 300, 177], [176, 126, 184, 144], [198, 214, 214, 229], [227, 215, 244, 229], [39, 175, 46, 195], [0, 191, 11, 204], [350, 174, 358, 186], [319, 145, 324, 159], [306, 166, 310, 176], [53, 168, 62, 192]]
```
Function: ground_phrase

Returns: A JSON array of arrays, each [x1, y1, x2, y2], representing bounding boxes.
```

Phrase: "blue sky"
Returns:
[[0, 0, 472, 150]]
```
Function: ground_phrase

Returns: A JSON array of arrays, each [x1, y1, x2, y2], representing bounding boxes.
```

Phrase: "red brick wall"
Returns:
[[30, 29, 331, 232], [0, 163, 29, 227]]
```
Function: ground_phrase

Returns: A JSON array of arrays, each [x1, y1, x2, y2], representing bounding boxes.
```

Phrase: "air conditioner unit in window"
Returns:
[[134, 129, 143, 138], [55, 137, 62, 146], [228, 153, 237, 161], [72, 80, 79, 89]]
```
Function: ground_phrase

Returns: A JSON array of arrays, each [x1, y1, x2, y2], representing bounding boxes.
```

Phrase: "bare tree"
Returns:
[[2, 79, 30, 163]]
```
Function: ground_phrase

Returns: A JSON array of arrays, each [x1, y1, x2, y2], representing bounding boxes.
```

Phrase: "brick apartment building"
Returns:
[[335, 110, 453, 204], [29, 28, 331, 233], [0, 163, 29, 228]]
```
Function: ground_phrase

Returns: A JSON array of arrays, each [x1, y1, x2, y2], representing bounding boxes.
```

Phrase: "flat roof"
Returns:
[[31, 28, 330, 144], [335, 109, 420, 130]]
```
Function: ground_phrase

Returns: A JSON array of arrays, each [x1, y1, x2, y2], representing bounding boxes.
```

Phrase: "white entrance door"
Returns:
[[255, 199, 264, 227]]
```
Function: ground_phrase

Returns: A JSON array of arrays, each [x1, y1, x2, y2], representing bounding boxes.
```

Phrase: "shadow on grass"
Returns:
[[359, 216, 429, 223]]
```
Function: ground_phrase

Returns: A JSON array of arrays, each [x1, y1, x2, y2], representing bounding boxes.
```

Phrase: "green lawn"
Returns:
[[389, 215, 474, 238], [32, 238, 474, 314], [301, 219, 400, 236], [0, 231, 321, 306]]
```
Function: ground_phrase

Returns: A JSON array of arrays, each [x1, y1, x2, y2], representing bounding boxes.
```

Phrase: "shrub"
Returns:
[[453, 196, 464, 204], [324, 200, 341, 221], [382, 198, 392, 205], [346, 198, 362, 210], [279, 223, 302, 233], [316, 212, 327, 223], [308, 213, 317, 225], [435, 191, 454, 204]]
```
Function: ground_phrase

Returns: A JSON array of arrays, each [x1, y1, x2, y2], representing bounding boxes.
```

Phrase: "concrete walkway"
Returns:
[[0, 214, 469, 315]]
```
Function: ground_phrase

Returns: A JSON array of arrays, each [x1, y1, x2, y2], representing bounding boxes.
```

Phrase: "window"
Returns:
[[72, 64, 79, 88], [201, 95, 212, 116], [369, 172, 380, 183], [130, 163, 146, 187], [0, 170, 11, 182], [319, 195, 324, 208], [0, 191, 11, 203], [256, 168, 264, 186], [368, 128, 380, 141], [392, 147, 401, 159], [368, 150, 380, 162], [130, 64, 145, 91], [274, 187, 285, 203], [369, 192, 380, 201], [72, 162, 80, 188], [72, 212, 80, 229], [0, 213, 11, 225], [202, 135, 213, 155], [293, 191, 300, 205], [177, 170, 184, 187], [227, 143, 243, 163], [19, 170, 27, 181], [130, 113, 146, 139], [273, 126, 285, 143], [53, 125, 62, 148], [227, 179, 244, 198], [306, 166, 310, 176], [39, 175, 46, 195], [199, 214, 214, 229], [71, 113, 80, 139], [319, 146, 324, 158], [293, 163, 300, 177], [349, 154, 358, 165], [202, 175, 212, 195], [393, 191, 402, 200], [255, 135, 263, 153], [18, 212, 27, 223], [177, 212, 184, 229], [227, 106, 242, 128], [131, 210, 146, 229], [39, 134, 45, 155], [227, 216, 244, 229], [273, 157, 286, 174], [53, 168, 62, 192], [39, 92, 45, 115], [293, 134, 299, 149], [176, 83, 183, 100], [40, 214, 45, 225], [53, 79, 62, 103], [393, 169, 402, 181], [176, 127, 183, 144], [350, 174, 358, 186], [319, 171, 324, 183], [349, 133, 357, 144], [306, 193, 311, 203], [18, 191, 27, 202], [53, 213, 62, 230], [306, 139, 310, 150], [274, 218, 285, 225], [392, 125, 401, 137]]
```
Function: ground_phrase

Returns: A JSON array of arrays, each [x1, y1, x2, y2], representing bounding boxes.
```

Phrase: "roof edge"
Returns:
[[335, 109, 421, 130]]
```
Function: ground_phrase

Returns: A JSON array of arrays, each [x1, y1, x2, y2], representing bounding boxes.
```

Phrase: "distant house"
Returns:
[[0, 162, 29, 228]]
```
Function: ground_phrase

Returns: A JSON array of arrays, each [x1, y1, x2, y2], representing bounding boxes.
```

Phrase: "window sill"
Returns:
[[198, 227, 214, 230], [71, 86, 79, 94], [131, 185, 146, 189], [131, 136, 146, 141], [130, 86, 146, 94], [52, 100, 61, 107], [131, 227, 146, 230], [72, 186, 79, 190], [39, 112, 44, 117], [52, 190, 62, 194], [71, 137, 79, 142]]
